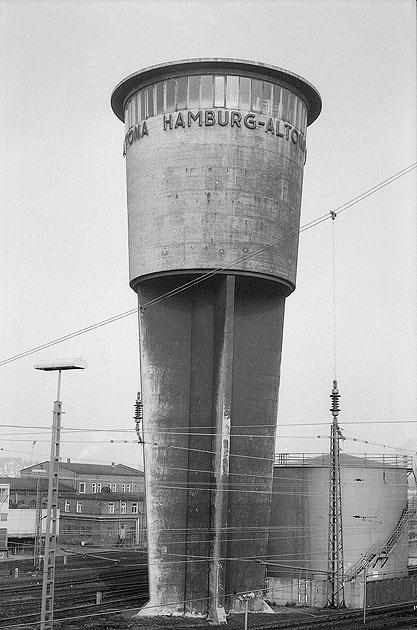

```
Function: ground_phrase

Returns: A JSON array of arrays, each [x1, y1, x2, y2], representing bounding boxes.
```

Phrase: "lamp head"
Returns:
[[34, 358, 87, 371]]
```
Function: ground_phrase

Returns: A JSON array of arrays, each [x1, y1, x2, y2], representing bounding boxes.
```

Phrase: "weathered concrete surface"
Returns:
[[112, 59, 321, 619], [208, 275, 235, 623], [126, 113, 305, 294], [136, 274, 286, 616]]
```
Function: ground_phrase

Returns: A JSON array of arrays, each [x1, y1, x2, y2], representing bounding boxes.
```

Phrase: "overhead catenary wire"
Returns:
[[1, 419, 416, 431], [0, 161, 415, 368], [331, 209, 337, 380]]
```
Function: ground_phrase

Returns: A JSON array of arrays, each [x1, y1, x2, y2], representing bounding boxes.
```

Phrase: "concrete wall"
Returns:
[[7, 509, 57, 536], [126, 104, 305, 293], [138, 274, 286, 616], [266, 576, 363, 609]]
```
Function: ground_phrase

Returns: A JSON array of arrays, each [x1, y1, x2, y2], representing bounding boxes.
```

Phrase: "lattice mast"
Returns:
[[40, 396, 62, 629], [327, 379, 345, 607], [33, 477, 43, 570]]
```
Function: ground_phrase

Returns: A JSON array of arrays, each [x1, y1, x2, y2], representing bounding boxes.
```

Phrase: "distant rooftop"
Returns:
[[20, 462, 144, 477], [62, 491, 144, 501], [0, 477, 74, 492], [274, 453, 413, 469]]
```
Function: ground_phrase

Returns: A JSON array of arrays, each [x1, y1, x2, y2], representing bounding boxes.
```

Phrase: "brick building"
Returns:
[[21, 460, 145, 495], [59, 491, 146, 548], [19, 460, 146, 549]]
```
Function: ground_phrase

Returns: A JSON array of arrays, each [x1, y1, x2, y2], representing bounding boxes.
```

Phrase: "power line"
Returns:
[[1, 162, 414, 368], [1, 419, 416, 431]]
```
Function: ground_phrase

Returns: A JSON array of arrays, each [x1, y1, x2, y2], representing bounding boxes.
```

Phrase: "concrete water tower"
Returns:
[[111, 58, 321, 620]]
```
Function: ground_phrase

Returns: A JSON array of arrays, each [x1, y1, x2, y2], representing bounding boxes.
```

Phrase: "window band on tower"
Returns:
[[124, 74, 308, 133]]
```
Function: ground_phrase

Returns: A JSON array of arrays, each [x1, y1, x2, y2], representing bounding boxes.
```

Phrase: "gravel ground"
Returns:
[[48, 607, 320, 630]]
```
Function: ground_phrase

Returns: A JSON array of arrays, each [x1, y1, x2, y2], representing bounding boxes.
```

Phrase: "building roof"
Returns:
[[62, 492, 144, 501], [21, 462, 144, 477], [59, 462, 144, 476], [111, 57, 322, 125], [0, 477, 74, 492]]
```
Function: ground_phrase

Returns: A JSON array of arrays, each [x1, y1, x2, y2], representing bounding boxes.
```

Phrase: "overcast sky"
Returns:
[[0, 0, 415, 470]]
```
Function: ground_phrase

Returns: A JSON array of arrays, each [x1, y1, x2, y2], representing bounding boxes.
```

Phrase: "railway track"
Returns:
[[0, 551, 149, 628], [234, 602, 417, 630], [0, 551, 416, 630]]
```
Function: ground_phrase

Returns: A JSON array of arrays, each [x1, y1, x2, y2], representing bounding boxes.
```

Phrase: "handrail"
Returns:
[[345, 503, 417, 581], [274, 453, 413, 469]]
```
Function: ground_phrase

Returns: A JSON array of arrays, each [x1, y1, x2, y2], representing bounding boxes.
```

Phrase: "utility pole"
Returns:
[[33, 477, 43, 570], [327, 379, 346, 608]]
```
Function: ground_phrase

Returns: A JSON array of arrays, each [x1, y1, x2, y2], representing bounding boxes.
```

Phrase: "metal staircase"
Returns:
[[345, 502, 416, 581]]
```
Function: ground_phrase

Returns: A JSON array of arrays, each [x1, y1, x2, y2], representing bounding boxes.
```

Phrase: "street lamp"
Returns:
[[34, 358, 86, 630]]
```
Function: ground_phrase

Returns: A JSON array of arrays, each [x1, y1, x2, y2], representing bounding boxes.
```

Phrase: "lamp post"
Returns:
[[34, 358, 86, 630], [239, 592, 255, 630]]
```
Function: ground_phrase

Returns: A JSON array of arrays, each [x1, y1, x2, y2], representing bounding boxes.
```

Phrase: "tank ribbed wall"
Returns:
[[111, 59, 321, 618], [268, 457, 409, 581]]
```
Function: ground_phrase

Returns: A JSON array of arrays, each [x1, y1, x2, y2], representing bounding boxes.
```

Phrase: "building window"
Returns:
[[64, 501, 70, 513], [121, 484, 126, 492], [165, 78, 176, 111], [131, 503, 138, 514], [214, 75, 225, 107], [92, 483, 101, 493], [108, 502, 115, 514], [239, 76, 250, 110], [262, 82, 273, 115], [188, 75, 200, 109], [126, 484, 131, 492], [176, 76, 187, 110], [79, 482, 86, 493], [97, 483, 102, 493], [226, 75, 239, 109], [155, 81, 164, 115], [251, 79, 263, 112], [112, 483, 117, 492], [200, 75, 213, 108], [76, 502, 82, 513], [272, 84, 282, 119], [145, 85, 154, 118], [121, 502, 127, 515], [107, 483, 112, 490]]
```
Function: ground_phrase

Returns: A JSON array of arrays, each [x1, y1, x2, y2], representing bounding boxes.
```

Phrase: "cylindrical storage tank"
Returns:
[[111, 59, 321, 619], [268, 454, 410, 604]]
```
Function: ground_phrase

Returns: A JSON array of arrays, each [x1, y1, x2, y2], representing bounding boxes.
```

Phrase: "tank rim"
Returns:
[[111, 57, 321, 126]]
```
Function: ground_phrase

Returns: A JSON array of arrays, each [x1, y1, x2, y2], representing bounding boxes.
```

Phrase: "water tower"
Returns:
[[111, 58, 321, 620]]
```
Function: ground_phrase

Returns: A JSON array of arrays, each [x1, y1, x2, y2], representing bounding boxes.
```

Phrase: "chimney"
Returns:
[[67, 458, 71, 464], [111, 462, 115, 468]]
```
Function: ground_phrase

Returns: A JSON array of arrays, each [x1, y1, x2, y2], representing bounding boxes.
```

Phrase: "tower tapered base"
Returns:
[[135, 273, 286, 617]]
